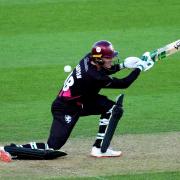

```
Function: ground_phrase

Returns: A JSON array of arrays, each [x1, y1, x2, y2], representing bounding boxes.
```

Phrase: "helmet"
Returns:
[[91, 40, 118, 59]]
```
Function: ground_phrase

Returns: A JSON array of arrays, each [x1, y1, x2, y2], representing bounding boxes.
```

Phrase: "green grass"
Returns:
[[0, 0, 180, 142], [1, 171, 180, 180], [0, 0, 180, 179], [6, 171, 180, 180], [54, 171, 180, 180]]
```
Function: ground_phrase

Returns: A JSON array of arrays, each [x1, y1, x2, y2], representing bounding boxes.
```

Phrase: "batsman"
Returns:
[[0, 40, 154, 161]]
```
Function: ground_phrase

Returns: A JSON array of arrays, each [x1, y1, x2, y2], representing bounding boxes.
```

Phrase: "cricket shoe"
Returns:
[[90, 146, 122, 158], [0, 147, 12, 162]]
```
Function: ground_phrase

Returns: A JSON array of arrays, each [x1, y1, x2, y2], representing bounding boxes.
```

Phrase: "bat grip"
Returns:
[[150, 50, 158, 62]]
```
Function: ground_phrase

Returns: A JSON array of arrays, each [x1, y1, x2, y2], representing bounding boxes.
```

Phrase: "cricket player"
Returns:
[[0, 40, 154, 161]]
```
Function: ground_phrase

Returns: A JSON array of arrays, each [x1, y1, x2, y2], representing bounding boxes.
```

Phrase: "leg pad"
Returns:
[[101, 94, 124, 153], [4, 144, 67, 160]]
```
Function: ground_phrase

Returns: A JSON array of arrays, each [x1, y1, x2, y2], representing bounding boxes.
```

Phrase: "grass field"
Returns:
[[0, 0, 180, 179]]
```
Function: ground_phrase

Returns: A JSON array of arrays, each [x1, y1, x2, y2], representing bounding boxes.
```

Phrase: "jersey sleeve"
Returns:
[[103, 68, 141, 89], [103, 64, 121, 75], [88, 67, 113, 87]]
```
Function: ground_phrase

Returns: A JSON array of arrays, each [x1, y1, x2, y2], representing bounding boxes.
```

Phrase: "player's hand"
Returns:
[[136, 52, 154, 71], [120, 57, 141, 69]]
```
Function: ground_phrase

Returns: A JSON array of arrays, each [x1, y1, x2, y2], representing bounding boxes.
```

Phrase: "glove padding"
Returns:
[[136, 52, 154, 71], [120, 57, 141, 69]]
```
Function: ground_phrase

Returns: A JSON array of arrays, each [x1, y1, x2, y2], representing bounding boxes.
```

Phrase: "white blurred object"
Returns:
[[64, 65, 72, 72]]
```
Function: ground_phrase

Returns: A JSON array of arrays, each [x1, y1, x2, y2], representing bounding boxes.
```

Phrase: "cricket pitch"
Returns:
[[0, 132, 179, 179]]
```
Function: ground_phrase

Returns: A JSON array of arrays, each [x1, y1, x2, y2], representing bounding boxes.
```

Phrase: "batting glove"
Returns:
[[120, 57, 141, 69], [136, 52, 154, 71]]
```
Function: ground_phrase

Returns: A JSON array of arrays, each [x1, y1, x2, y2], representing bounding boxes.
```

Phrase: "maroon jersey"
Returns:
[[59, 53, 140, 102]]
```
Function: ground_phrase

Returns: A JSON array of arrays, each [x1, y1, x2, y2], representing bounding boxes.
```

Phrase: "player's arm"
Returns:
[[103, 64, 122, 75], [102, 56, 141, 75], [103, 56, 143, 75], [104, 53, 155, 89], [104, 68, 141, 89], [118, 53, 154, 71]]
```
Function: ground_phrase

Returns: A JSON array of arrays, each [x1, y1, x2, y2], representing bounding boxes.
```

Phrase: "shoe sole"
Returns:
[[0, 150, 12, 162], [90, 152, 123, 158]]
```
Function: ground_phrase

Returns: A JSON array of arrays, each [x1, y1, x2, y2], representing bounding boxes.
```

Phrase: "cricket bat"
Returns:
[[150, 39, 180, 62]]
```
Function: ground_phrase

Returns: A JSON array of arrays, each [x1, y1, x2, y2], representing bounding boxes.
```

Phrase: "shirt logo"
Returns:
[[76, 64, 82, 79], [65, 115, 72, 124], [96, 46, 101, 53]]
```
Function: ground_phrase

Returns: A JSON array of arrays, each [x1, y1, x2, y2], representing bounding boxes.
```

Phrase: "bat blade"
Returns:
[[150, 39, 180, 62]]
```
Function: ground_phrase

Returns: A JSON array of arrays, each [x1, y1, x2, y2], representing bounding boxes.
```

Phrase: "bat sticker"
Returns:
[[174, 41, 180, 50]]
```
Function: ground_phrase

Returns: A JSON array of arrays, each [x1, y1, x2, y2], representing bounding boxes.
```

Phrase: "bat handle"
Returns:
[[140, 50, 158, 62], [150, 50, 158, 62]]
